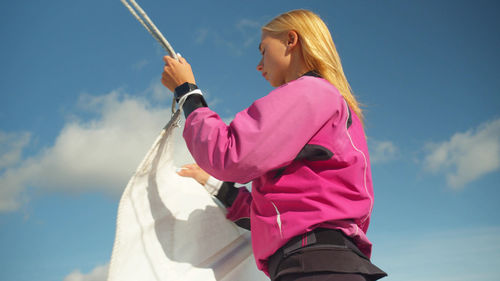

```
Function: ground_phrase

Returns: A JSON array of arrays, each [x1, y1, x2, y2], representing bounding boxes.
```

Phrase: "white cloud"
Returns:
[[132, 59, 149, 71], [64, 263, 109, 281], [194, 18, 262, 56], [194, 28, 209, 44], [236, 19, 262, 48], [0, 90, 176, 212], [149, 79, 171, 102], [0, 131, 31, 169], [369, 139, 399, 164], [423, 118, 500, 189]]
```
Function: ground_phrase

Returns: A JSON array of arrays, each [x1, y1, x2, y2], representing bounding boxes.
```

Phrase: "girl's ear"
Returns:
[[287, 30, 299, 47]]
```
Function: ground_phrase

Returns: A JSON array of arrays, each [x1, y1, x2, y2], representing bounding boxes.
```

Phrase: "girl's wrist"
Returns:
[[204, 176, 223, 196]]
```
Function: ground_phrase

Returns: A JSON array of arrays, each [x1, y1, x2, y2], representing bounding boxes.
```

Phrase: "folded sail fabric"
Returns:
[[108, 118, 267, 281]]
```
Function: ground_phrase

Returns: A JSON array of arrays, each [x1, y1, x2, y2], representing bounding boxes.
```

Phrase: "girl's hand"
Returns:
[[161, 55, 196, 92], [176, 163, 210, 186]]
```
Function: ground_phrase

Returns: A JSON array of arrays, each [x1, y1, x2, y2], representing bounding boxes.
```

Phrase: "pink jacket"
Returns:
[[183, 75, 375, 275]]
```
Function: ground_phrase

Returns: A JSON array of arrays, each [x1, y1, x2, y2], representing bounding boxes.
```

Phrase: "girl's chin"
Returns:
[[270, 81, 284, 87]]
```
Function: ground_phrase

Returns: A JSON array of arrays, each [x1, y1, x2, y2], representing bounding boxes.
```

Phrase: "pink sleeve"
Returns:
[[182, 77, 342, 183]]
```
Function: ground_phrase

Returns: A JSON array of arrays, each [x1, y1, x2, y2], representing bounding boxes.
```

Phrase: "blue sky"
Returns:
[[1, 0, 499, 280]]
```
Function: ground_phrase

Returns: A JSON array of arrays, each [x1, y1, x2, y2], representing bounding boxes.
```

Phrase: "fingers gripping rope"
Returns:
[[120, 0, 180, 115]]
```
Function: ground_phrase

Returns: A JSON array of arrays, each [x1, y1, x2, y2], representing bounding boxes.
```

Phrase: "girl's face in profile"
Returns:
[[257, 31, 291, 87]]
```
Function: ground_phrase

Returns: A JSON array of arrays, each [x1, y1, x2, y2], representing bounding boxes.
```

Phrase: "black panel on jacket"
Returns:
[[346, 106, 352, 129], [214, 182, 239, 208], [215, 182, 251, 230], [274, 144, 334, 179], [234, 218, 251, 230], [295, 144, 334, 161]]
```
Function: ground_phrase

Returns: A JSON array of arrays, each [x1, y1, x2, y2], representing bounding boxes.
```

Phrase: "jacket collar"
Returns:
[[302, 70, 321, 78]]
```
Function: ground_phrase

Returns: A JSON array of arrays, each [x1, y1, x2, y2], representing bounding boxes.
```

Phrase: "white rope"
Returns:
[[120, 0, 180, 114], [120, 0, 178, 59]]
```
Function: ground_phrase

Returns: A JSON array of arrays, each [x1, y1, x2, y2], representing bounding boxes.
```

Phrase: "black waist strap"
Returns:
[[268, 228, 370, 279]]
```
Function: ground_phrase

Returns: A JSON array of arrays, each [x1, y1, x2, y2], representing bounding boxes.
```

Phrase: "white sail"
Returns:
[[107, 115, 267, 281]]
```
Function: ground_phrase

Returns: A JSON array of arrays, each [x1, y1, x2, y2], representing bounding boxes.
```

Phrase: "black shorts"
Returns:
[[268, 228, 387, 281], [278, 272, 372, 281]]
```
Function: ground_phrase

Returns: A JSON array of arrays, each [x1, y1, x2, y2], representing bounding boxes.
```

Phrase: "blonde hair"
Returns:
[[262, 9, 364, 123]]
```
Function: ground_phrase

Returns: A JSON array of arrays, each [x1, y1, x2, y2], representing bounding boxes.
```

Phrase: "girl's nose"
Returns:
[[256, 58, 263, 71]]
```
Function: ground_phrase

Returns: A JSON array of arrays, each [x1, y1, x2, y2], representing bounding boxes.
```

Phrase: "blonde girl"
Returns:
[[162, 9, 386, 281]]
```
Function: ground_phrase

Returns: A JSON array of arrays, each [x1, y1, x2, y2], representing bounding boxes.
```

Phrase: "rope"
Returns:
[[120, 0, 178, 59], [120, 0, 179, 114]]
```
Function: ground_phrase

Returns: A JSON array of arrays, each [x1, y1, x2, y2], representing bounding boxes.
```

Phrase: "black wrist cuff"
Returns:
[[182, 94, 208, 118], [174, 82, 198, 101]]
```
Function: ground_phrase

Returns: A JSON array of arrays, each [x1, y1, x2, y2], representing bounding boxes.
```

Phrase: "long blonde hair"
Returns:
[[262, 9, 364, 123]]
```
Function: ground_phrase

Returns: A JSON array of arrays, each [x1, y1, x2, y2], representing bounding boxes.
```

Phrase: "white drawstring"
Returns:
[[177, 89, 204, 109]]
